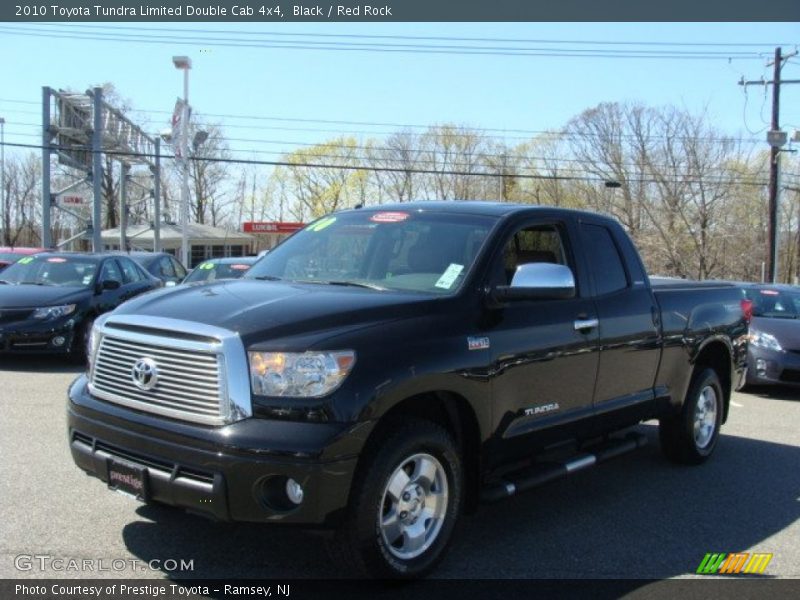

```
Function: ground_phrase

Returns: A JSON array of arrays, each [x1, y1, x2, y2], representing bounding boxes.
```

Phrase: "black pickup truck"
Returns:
[[68, 202, 748, 578]]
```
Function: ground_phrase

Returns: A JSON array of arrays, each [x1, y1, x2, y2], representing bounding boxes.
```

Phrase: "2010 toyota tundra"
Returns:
[[68, 202, 749, 578]]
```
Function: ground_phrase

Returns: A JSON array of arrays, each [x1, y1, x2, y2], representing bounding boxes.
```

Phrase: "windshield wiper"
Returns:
[[253, 275, 282, 281], [321, 280, 388, 291], [0, 280, 11, 285], [19, 281, 51, 286]]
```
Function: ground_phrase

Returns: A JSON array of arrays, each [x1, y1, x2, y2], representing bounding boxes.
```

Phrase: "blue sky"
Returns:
[[1, 22, 799, 160]]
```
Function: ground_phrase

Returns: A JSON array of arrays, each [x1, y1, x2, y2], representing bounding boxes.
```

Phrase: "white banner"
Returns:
[[171, 98, 191, 158]]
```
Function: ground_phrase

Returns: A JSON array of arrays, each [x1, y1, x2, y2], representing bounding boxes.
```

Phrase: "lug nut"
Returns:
[[402, 492, 411, 501], [399, 510, 408, 519]]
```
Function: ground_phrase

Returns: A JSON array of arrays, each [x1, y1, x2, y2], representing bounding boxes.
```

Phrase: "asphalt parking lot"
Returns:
[[1, 356, 798, 581]]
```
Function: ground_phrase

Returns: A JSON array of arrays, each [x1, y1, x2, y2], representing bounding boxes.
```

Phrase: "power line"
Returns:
[[0, 140, 774, 187], [14, 23, 796, 49], [0, 125, 772, 178], [0, 97, 767, 145], [2, 109, 769, 146], [0, 25, 773, 61], [0, 119, 777, 178], [197, 117, 764, 144]]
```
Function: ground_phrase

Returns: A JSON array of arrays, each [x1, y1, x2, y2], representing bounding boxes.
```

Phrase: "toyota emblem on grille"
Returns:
[[131, 357, 159, 391]]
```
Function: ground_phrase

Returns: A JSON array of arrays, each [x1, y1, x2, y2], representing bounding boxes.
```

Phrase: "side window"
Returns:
[[158, 256, 176, 278], [580, 223, 628, 295], [119, 258, 143, 284], [99, 259, 122, 283], [497, 225, 569, 285], [171, 258, 187, 279]]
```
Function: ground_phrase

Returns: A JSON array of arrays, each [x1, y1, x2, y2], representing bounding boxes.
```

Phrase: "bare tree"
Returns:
[[368, 130, 424, 203], [187, 123, 232, 226], [2, 153, 41, 245]]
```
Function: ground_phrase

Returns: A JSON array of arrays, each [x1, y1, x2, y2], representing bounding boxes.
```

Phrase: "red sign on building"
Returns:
[[242, 222, 305, 234]]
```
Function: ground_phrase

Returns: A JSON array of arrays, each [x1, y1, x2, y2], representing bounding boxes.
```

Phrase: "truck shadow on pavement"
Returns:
[[120, 423, 800, 580], [742, 385, 800, 402], [0, 355, 84, 374]]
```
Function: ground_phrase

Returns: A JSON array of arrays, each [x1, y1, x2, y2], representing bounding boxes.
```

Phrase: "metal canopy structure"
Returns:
[[42, 86, 162, 252]]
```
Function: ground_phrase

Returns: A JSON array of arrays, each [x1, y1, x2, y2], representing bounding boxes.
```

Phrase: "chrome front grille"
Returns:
[[90, 333, 226, 425]]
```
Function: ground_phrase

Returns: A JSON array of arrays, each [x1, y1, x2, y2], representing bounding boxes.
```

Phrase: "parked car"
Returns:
[[68, 202, 748, 578], [182, 257, 258, 284], [126, 251, 187, 287], [741, 283, 800, 386], [0, 246, 47, 271], [0, 252, 161, 358]]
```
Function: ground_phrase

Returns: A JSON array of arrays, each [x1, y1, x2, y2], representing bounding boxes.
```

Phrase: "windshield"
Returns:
[[0, 255, 99, 287], [745, 288, 800, 319], [245, 210, 497, 294], [185, 261, 253, 283]]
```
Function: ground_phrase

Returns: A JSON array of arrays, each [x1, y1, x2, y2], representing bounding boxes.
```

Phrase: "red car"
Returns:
[[0, 247, 47, 271]]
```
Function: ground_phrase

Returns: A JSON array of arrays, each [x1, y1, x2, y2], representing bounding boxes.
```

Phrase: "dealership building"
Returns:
[[101, 223, 254, 268]]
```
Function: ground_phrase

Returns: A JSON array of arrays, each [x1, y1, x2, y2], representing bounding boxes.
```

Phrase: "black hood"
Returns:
[[751, 316, 800, 350], [0, 284, 89, 308], [113, 280, 439, 348]]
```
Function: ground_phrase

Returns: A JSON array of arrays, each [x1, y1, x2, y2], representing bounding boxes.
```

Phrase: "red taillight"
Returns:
[[741, 298, 753, 323]]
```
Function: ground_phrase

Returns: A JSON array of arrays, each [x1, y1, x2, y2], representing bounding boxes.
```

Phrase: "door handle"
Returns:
[[574, 318, 599, 331]]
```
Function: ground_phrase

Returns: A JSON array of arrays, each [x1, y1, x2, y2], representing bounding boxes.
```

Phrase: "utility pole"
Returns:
[[91, 87, 103, 253], [41, 87, 52, 248], [172, 56, 192, 268], [739, 47, 800, 282], [767, 47, 782, 283], [120, 163, 129, 251], [153, 137, 161, 252], [787, 186, 800, 284], [0, 117, 5, 246]]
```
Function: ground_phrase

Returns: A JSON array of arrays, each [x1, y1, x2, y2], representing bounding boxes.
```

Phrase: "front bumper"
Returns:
[[746, 346, 800, 386], [0, 317, 78, 354], [68, 375, 362, 526]]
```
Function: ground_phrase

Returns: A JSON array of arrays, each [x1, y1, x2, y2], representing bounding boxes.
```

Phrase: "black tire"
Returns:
[[328, 418, 462, 579], [659, 367, 724, 465]]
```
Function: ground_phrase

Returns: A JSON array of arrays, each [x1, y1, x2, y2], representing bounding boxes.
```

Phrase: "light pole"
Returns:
[[0, 117, 5, 246], [173, 56, 191, 268]]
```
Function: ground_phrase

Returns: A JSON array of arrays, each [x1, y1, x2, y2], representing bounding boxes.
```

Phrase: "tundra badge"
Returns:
[[524, 402, 560, 416]]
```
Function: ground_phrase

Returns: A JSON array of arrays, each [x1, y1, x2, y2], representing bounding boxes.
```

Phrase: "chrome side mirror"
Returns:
[[494, 263, 576, 302]]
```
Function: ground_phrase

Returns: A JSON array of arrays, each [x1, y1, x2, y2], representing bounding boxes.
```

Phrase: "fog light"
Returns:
[[286, 478, 304, 505], [259, 476, 304, 511], [756, 359, 767, 373], [52, 336, 66, 347]]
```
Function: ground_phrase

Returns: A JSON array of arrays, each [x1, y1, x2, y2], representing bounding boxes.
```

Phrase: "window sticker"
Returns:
[[370, 211, 409, 223], [310, 216, 337, 232], [231, 264, 250, 270], [435, 263, 464, 289], [82, 275, 93, 285], [47, 257, 67, 263], [17, 256, 35, 264], [199, 262, 215, 270]]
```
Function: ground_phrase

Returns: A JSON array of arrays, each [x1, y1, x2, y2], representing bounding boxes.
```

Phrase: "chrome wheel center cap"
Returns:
[[399, 485, 425, 523]]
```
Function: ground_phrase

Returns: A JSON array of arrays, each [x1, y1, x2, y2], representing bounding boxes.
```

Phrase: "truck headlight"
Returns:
[[32, 304, 76, 320], [87, 314, 109, 376], [248, 351, 356, 398], [749, 331, 782, 352]]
